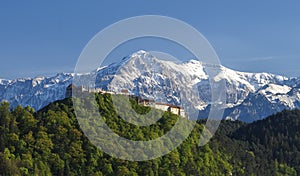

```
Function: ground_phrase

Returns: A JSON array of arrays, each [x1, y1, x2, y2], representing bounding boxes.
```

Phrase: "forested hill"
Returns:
[[1, 93, 300, 175]]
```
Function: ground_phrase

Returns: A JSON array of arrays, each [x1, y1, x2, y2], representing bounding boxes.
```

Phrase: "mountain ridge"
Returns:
[[1, 50, 300, 122]]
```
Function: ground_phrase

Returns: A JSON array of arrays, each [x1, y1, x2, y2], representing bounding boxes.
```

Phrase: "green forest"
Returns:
[[0, 93, 300, 175]]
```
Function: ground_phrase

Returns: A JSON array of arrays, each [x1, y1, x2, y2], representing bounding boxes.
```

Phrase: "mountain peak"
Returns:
[[128, 50, 149, 59], [133, 49, 147, 55]]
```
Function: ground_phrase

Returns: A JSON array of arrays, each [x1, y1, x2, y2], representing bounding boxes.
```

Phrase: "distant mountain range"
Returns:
[[1, 50, 300, 122]]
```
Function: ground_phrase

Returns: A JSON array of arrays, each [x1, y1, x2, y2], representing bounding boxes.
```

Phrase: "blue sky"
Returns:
[[0, 1, 300, 79]]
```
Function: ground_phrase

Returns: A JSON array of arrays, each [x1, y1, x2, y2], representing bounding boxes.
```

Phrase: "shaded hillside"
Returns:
[[231, 109, 300, 173]]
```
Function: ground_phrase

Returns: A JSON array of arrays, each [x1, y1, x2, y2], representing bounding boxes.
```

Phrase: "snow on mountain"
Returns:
[[0, 73, 73, 110], [0, 50, 300, 122]]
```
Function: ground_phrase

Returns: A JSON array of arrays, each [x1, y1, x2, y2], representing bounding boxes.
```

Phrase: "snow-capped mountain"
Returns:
[[0, 74, 73, 110], [1, 50, 300, 122]]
